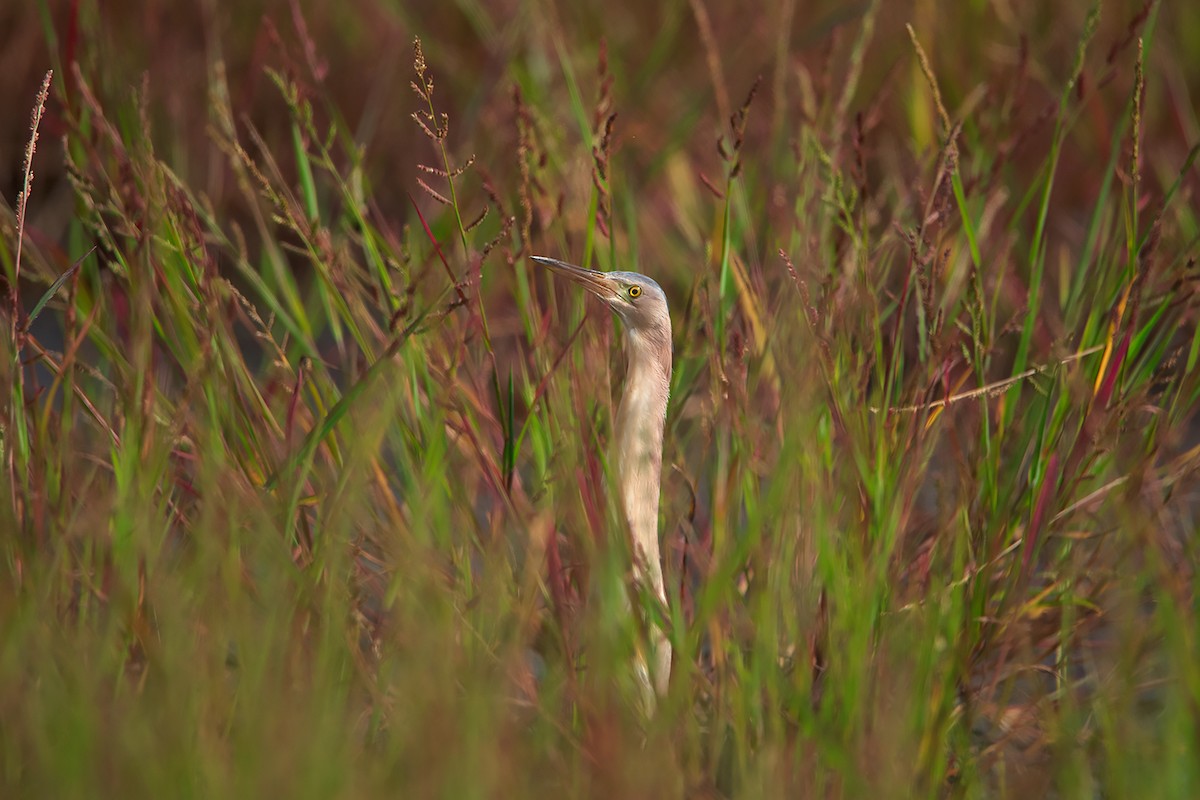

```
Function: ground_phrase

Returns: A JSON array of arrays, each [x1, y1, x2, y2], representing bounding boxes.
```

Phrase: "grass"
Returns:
[[2, 0, 1199, 796]]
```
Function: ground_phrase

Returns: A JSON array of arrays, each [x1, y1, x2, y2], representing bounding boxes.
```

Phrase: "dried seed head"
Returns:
[[413, 37, 426, 77]]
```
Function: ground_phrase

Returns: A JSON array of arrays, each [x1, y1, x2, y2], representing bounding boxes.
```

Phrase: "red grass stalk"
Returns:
[[1021, 453, 1059, 580]]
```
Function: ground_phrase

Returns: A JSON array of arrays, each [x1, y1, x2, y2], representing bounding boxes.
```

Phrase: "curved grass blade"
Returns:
[[24, 246, 94, 331]]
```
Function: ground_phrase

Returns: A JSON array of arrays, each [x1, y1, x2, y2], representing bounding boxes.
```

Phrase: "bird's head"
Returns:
[[530, 256, 671, 343]]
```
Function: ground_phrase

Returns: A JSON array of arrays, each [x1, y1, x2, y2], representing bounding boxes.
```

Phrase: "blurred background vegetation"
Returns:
[[2, 0, 1198, 797]]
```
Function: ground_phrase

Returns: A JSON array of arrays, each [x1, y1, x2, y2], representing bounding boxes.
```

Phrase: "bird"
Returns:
[[530, 254, 673, 704]]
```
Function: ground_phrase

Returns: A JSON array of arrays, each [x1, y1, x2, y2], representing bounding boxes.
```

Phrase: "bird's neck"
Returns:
[[614, 328, 672, 597]]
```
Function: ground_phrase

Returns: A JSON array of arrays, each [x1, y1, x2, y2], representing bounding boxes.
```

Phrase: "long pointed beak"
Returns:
[[530, 255, 620, 302]]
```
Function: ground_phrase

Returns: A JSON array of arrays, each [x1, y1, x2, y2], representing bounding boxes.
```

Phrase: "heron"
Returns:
[[531, 254, 673, 702]]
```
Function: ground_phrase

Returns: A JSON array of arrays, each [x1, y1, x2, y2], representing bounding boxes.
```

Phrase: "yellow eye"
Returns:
[[628, 285, 642, 299]]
